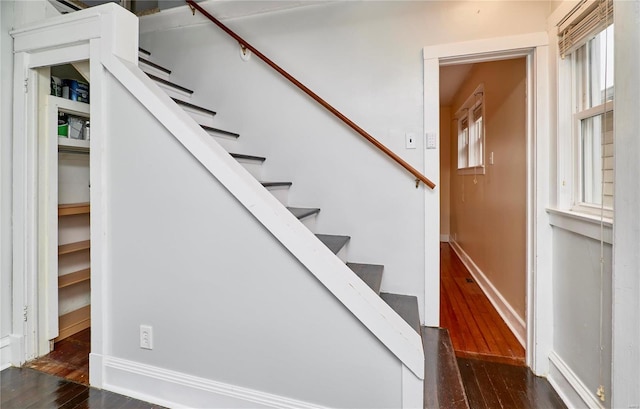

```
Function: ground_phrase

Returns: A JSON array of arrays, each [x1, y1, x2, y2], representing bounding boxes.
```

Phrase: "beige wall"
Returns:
[[449, 58, 527, 321], [440, 106, 451, 240]]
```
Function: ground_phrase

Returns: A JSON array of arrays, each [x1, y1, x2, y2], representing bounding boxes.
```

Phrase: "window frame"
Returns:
[[567, 26, 614, 219], [455, 84, 485, 175]]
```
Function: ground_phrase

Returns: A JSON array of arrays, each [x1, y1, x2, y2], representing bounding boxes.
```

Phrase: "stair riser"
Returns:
[[205, 131, 238, 151], [138, 50, 151, 59], [335, 243, 348, 263], [265, 186, 289, 206], [153, 81, 192, 101], [298, 214, 317, 233], [234, 158, 263, 180], [139, 61, 170, 82], [182, 107, 217, 128]]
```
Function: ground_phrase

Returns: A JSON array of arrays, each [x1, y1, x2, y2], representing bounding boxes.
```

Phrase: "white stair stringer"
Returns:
[[102, 52, 424, 406]]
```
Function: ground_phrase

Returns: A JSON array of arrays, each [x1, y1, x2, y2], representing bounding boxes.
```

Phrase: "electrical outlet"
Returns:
[[140, 325, 153, 350]]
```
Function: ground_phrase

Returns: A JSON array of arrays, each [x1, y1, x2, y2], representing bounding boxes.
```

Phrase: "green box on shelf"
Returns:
[[58, 124, 68, 137]]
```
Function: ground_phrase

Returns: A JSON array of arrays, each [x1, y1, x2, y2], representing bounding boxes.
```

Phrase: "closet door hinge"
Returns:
[[24, 77, 29, 93], [23, 305, 28, 322]]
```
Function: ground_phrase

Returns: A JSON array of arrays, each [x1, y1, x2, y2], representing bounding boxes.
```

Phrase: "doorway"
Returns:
[[438, 58, 527, 365], [24, 63, 92, 384], [423, 33, 551, 374]]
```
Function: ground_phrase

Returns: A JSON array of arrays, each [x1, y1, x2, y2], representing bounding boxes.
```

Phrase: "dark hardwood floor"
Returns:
[[440, 242, 525, 365], [24, 328, 91, 385], [458, 358, 566, 409], [1, 366, 166, 409]]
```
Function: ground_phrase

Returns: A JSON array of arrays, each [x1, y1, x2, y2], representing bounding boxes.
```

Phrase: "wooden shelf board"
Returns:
[[55, 305, 90, 343], [58, 240, 90, 256], [58, 202, 90, 216], [58, 268, 90, 288]]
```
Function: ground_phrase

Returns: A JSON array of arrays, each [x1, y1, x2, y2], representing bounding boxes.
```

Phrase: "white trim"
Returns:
[[423, 32, 548, 63], [0, 336, 11, 370], [103, 356, 329, 409], [439, 234, 449, 243], [548, 351, 605, 409], [401, 365, 423, 409], [449, 239, 526, 347], [547, 208, 612, 244]]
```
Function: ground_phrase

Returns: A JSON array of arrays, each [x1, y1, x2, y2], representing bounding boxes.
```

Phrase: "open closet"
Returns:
[[27, 61, 92, 383]]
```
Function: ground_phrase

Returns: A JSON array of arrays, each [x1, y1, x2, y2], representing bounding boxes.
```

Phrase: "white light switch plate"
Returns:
[[405, 132, 416, 149]]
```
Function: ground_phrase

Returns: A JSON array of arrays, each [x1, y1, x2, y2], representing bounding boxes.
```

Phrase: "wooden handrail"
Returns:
[[185, 0, 435, 189]]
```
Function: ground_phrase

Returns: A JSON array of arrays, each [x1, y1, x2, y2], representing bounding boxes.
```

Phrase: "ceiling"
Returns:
[[439, 63, 474, 107]]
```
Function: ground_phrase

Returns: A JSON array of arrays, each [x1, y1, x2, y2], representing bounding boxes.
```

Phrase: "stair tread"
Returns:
[[261, 181, 292, 187], [201, 125, 239, 139], [139, 57, 171, 75], [147, 74, 194, 95], [287, 207, 320, 220], [172, 98, 217, 117], [380, 292, 420, 334], [347, 263, 383, 294], [230, 153, 266, 162], [315, 234, 350, 255], [422, 327, 470, 409]]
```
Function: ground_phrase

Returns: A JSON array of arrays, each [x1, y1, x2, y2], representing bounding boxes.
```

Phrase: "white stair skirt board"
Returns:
[[103, 357, 330, 409], [547, 352, 604, 409], [234, 157, 264, 180], [264, 185, 290, 206], [139, 60, 170, 82], [449, 239, 526, 347]]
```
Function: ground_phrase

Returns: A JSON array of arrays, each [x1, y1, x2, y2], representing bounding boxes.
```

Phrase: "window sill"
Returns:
[[457, 166, 485, 176], [546, 208, 613, 244]]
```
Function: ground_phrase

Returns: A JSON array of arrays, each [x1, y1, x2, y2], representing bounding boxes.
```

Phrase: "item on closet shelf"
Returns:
[[84, 121, 90, 141], [62, 79, 89, 103], [51, 76, 62, 97], [68, 116, 85, 140], [58, 113, 68, 137]]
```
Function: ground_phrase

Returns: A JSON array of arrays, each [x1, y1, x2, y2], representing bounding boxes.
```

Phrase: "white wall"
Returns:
[[551, 228, 612, 408], [101, 72, 404, 408], [0, 0, 15, 369], [140, 1, 553, 323]]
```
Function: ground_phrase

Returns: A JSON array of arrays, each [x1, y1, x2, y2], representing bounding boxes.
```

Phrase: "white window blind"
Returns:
[[558, 0, 613, 58]]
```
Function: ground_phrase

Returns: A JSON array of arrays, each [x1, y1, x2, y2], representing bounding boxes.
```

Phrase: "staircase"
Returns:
[[138, 46, 469, 409]]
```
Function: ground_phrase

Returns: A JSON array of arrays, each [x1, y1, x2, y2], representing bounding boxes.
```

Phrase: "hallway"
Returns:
[[440, 243, 525, 365]]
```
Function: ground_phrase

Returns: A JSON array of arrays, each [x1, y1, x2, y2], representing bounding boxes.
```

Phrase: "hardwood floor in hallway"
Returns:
[[440, 242, 525, 365]]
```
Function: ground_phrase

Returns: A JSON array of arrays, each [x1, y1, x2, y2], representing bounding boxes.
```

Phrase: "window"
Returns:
[[558, 0, 613, 216], [456, 85, 484, 174]]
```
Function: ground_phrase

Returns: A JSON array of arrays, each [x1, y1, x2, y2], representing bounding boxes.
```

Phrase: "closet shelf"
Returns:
[[58, 240, 90, 256], [58, 268, 90, 288], [55, 305, 90, 343], [58, 202, 90, 216]]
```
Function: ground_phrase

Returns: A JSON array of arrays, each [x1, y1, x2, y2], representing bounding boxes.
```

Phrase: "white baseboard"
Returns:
[[103, 356, 329, 409], [440, 234, 450, 242], [1, 336, 11, 370], [449, 239, 526, 347], [548, 352, 604, 409]]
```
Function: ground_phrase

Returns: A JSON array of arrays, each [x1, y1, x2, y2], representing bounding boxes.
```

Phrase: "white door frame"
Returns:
[[422, 32, 553, 375], [9, 7, 138, 389]]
